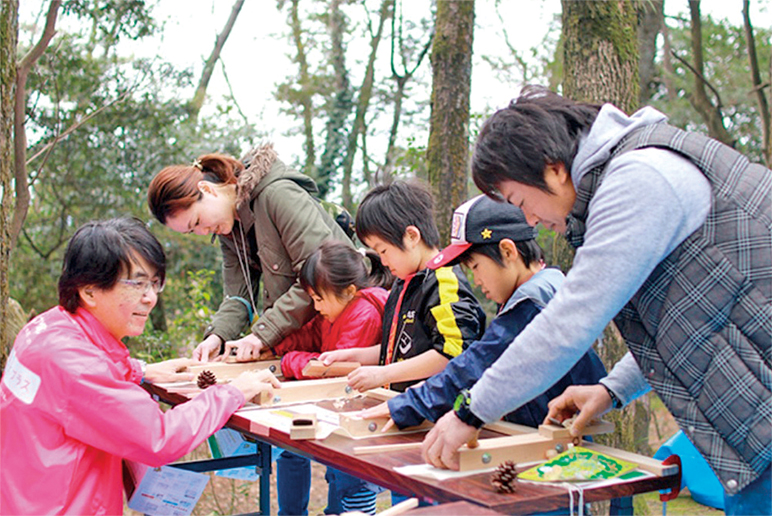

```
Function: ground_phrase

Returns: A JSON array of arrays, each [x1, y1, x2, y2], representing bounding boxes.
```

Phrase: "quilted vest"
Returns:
[[565, 121, 771, 494]]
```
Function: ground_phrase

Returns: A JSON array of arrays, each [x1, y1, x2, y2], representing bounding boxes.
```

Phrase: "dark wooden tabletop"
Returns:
[[145, 382, 679, 514]]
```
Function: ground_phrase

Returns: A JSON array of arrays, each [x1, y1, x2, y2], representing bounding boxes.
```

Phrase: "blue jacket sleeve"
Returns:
[[388, 301, 540, 429]]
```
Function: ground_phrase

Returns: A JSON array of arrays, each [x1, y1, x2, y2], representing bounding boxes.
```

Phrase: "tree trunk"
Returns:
[[426, 0, 474, 245], [1, 0, 19, 371], [637, 0, 664, 105], [188, 0, 245, 122], [340, 0, 391, 210], [561, 1, 651, 490], [685, 0, 734, 146], [289, 0, 316, 178], [742, 0, 771, 166], [562, 0, 639, 114], [317, 0, 352, 199]]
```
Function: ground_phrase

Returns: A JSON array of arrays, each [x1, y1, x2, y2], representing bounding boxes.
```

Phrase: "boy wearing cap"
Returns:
[[362, 194, 606, 430], [320, 180, 485, 393]]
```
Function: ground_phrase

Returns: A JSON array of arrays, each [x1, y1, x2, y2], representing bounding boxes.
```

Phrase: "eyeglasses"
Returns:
[[118, 278, 165, 295]]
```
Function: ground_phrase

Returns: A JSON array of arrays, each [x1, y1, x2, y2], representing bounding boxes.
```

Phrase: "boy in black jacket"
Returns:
[[320, 180, 485, 392]]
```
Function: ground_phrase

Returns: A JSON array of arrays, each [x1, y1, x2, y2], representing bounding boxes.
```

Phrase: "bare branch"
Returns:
[[12, 0, 62, 249], [189, 0, 245, 121]]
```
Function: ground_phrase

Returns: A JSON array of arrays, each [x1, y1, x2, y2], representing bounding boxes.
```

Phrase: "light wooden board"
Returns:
[[458, 432, 574, 471], [338, 413, 432, 439], [188, 359, 282, 381], [255, 377, 355, 406], [537, 419, 615, 439], [301, 360, 360, 378]]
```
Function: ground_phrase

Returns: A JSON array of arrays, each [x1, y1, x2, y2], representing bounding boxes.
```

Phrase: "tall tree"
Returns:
[[317, 0, 353, 199], [681, 0, 734, 145], [562, 0, 639, 114], [382, 0, 433, 178], [340, 0, 391, 209], [638, 0, 664, 106], [742, 0, 771, 166], [1, 0, 19, 370], [11, 0, 61, 249], [188, 0, 245, 123], [561, 0, 650, 484], [426, 0, 474, 244]]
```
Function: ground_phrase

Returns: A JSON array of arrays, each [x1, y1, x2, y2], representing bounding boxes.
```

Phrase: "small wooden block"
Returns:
[[188, 359, 282, 381], [290, 414, 318, 440], [301, 360, 361, 378], [538, 419, 615, 440]]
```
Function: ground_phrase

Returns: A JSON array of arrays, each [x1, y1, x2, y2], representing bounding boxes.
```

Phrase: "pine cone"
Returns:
[[490, 460, 518, 494], [197, 370, 217, 389]]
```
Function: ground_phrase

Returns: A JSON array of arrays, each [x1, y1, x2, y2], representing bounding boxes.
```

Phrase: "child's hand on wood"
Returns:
[[359, 401, 396, 432], [347, 365, 386, 392], [319, 348, 356, 365]]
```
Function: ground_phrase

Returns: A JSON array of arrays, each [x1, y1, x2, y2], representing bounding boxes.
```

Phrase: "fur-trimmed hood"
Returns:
[[235, 143, 319, 209]]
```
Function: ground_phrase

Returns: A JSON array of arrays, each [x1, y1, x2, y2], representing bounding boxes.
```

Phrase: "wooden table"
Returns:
[[144, 382, 680, 515]]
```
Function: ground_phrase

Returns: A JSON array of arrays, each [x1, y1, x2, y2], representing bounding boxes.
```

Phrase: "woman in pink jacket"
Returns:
[[0, 218, 279, 515]]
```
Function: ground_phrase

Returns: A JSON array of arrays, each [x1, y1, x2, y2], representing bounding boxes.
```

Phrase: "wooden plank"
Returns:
[[364, 387, 401, 402], [583, 442, 678, 477], [188, 360, 282, 381], [537, 419, 615, 440], [458, 433, 573, 471], [301, 360, 360, 378], [255, 377, 354, 406], [482, 420, 535, 436], [353, 442, 423, 455], [338, 413, 432, 438]]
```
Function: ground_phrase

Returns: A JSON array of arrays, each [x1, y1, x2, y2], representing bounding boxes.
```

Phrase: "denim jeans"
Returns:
[[276, 450, 311, 515], [723, 464, 771, 516]]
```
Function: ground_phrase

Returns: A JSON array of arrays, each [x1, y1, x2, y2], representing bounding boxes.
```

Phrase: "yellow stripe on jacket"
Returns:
[[430, 267, 464, 357]]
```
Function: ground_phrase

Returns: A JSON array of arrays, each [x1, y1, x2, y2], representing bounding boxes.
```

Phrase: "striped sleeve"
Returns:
[[428, 266, 485, 358]]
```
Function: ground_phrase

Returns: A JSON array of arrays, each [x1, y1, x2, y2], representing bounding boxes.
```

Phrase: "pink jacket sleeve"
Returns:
[[54, 354, 245, 467]]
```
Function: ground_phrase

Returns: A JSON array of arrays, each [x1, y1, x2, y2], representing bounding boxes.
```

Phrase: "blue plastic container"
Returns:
[[653, 430, 725, 510]]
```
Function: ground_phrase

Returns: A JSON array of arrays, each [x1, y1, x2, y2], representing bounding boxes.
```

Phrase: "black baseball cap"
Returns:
[[428, 195, 537, 269]]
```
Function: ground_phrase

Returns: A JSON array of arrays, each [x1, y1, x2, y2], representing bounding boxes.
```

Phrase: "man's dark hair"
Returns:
[[457, 240, 544, 269], [58, 218, 166, 313], [355, 179, 440, 250], [472, 85, 601, 197]]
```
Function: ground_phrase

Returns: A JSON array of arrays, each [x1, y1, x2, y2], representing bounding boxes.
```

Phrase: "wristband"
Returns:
[[602, 383, 623, 409], [453, 389, 485, 429]]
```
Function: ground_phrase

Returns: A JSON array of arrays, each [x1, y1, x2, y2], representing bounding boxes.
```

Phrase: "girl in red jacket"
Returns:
[[271, 240, 392, 515]]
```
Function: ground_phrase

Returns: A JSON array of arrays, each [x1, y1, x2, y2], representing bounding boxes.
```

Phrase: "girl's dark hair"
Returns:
[[299, 240, 394, 298], [355, 179, 440, 250], [457, 239, 544, 269], [58, 217, 166, 313], [147, 153, 243, 224], [472, 85, 601, 197]]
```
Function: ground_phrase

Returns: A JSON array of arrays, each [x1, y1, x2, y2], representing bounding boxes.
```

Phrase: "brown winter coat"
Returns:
[[204, 144, 354, 348]]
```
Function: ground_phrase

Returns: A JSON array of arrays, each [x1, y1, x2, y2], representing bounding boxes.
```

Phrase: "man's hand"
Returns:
[[545, 384, 613, 437], [193, 334, 223, 362], [223, 334, 265, 362], [144, 358, 196, 383], [421, 410, 479, 470], [230, 369, 282, 403], [347, 366, 386, 392]]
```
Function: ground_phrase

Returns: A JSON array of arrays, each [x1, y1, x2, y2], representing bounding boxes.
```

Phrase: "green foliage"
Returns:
[[12, 0, 257, 336], [128, 268, 220, 361], [651, 15, 771, 162]]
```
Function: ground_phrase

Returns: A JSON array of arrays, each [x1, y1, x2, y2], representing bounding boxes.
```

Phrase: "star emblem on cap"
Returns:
[[481, 228, 492, 239]]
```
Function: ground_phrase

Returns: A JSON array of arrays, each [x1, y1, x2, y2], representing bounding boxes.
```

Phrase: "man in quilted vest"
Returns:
[[420, 86, 770, 515]]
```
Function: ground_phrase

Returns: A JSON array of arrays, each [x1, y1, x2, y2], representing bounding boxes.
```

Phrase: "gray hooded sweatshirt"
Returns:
[[469, 104, 712, 421]]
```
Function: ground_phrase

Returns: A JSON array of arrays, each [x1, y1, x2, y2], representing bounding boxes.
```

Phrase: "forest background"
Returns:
[[0, 0, 770, 512]]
